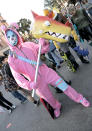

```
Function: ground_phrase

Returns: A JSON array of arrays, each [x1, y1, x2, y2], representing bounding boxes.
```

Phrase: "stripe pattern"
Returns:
[[55, 78, 68, 91], [9, 50, 42, 66]]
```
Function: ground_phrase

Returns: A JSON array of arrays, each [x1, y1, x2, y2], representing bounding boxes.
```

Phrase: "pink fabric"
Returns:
[[64, 86, 84, 103], [29, 82, 37, 90], [54, 108, 61, 118], [80, 98, 90, 107], [3, 27, 90, 117], [4, 27, 61, 110], [64, 86, 90, 107]]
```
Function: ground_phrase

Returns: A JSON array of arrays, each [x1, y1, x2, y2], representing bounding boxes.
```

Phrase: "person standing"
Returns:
[[0, 56, 39, 106], [0, 91, 16, 113], [1, 24, 90, 119], [0, 56, 27, 103], [69, 4, 92, 41]]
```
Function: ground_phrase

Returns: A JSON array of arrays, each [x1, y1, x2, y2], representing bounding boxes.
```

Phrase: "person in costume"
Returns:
[[43, 7, 90, 64], [43, 8, 79, 70], [1, 22, 90, 119], [40, 53, 71, 94]]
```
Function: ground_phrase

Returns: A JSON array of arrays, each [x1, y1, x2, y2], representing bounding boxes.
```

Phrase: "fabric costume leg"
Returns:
[[41, 56, 71, 94], [38, 67, 90, 118], [40, 98, 55, 119], [36, 72, 61, 118], [43, 54, 71, 85], [56, 70, 71, 85]]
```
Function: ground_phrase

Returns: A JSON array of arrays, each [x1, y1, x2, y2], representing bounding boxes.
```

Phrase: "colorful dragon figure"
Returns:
[[31, 11, 89, 69], [31, 11, 71, 43], [31, 11, 79, 72]]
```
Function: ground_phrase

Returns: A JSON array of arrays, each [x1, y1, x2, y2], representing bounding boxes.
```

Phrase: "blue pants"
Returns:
[[11, 90, 27, 102], [50, 50, 63, 66]]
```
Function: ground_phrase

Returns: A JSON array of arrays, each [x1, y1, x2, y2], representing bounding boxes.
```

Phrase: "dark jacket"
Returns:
[[55, 13, 67, 24], [71, 9, 90, 30], [0, 63, 18, 92]]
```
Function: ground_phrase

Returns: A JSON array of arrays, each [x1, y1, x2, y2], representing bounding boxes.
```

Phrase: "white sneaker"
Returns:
[[12, 105, 16, 109], [8, 109, 12, 114]]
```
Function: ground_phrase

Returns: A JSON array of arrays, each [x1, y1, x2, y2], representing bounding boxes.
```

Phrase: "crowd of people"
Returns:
[[0, 0, 91, 119], [43, 1, 91, 72]]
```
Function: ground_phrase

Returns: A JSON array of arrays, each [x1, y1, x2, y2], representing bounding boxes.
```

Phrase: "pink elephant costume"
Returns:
[[2, 24, 90, 118]]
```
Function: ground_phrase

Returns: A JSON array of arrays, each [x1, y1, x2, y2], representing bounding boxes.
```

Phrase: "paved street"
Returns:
[[0, 42, 92, 131]]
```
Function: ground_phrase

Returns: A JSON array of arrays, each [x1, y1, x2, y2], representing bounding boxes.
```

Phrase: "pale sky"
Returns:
[[0, 0, 44, 24]]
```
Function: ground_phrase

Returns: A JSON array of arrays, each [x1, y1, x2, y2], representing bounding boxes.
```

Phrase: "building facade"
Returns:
[[0, 14, 9, 55]]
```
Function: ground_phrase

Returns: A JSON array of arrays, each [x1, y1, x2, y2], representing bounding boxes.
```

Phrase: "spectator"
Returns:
[[69, 4, 92, 41], [0, 91, 16, 113], [0, 56, 39, 106]]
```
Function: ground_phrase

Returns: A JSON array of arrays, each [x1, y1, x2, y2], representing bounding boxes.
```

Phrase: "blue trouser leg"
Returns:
[[11, 91, 27, 102], [50, 52, 61, 66], [54, 50, 64, 62]]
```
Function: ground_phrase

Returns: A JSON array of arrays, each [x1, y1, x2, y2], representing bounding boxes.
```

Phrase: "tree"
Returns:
[[44, 0, 78, 10], [44, 0, 67, 11], [17, 18, 31, 34], [17, 18, 33, 41], [44, 0, 60, 9], [17, 18, 37, 42]]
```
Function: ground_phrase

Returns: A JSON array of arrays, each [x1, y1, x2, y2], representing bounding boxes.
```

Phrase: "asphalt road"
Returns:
[[0, 41, 92, 131]]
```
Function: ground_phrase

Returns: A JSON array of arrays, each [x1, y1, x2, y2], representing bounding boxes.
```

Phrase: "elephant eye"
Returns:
[[44, 21, 51, 26]]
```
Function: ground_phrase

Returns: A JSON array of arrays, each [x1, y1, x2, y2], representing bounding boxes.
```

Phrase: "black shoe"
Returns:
[[34, 99, 40, 107], [79, 56, 89, 64], [81, 59, 89, 64], [57, 65, 61, 69], [72, 62, 79, 71]]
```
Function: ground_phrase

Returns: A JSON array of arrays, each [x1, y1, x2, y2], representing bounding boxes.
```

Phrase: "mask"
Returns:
[[6, 30, 18, 46]]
